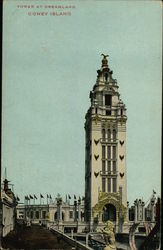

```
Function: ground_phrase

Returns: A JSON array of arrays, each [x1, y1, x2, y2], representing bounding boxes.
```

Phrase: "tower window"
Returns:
[[102, 146, 105, 159], [108, 129, 111, 141], [102, 161, 105, 173], [105, 95, 112, 106], [102, 129, 105, 140], [121, 109, 123, 116], [113, 146, 116, 159], [113, 178, 117, 193], [113, 161, 116, 174], [104, 73, 108, 82], [108, 146, 111, 159], [108, 161, 111, 173], [108, 178, 111, 192], [113, 129, 116, 142], [102, 178, 105, 192], [95, 107, 98, 114]]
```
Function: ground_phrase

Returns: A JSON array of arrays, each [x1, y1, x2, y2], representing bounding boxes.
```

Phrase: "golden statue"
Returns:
[[101, 220, 116, 250]]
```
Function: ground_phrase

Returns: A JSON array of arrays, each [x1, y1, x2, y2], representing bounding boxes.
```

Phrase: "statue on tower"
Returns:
[[101, 54, 109, 67]]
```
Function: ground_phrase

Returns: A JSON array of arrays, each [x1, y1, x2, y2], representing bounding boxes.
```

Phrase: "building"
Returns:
[[17, 195, 85, 233], [85, 54, 127, 231], [1, 179, 17, 237], [16, 54, 159, 236]]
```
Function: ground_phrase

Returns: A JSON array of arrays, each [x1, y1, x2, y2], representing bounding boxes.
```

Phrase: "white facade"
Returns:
[[1, 190, 16, 237]]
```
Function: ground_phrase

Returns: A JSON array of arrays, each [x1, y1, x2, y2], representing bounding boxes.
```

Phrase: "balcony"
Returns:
[[100, 170, 118, 176]]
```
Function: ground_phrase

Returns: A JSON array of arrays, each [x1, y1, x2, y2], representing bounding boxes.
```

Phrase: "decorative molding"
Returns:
[[94, 172, 99, 178], [94, 154, 99, 160], [94, 139, 100, 145], [119, 155, 124, 161], [119, 140, 124, 146], [120, 172, 124, 178], [92, 191, 127, 222]]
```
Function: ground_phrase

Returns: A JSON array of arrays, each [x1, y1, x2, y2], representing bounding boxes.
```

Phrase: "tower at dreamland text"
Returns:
[[85, 54, 128, 232]]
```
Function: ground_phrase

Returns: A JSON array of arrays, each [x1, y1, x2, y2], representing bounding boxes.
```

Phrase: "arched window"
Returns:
[[54, 212, 57, 221], [108, 129, 111, 141], [30, 211, 33, 219], [102, 204, 116, 222]]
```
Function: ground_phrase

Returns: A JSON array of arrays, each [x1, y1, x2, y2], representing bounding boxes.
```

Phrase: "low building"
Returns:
[[1, 179, 17, 237]]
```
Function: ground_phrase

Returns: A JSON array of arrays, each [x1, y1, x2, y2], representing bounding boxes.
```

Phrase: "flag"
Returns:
[[40, 194, 44, 198], [68, 195, 71, 199], [25, 195, 30, 200], [29, 195, 33, 199], [74, 195, 76, 199], [34, 194, 37, 199]]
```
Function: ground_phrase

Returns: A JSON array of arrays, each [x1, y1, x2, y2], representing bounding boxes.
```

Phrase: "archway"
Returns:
[[54, 212, 64, 221], [102, 204, 116, 222]]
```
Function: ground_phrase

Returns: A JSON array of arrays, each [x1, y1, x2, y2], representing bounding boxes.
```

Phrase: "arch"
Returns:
[[102, 204, 116, 222], [54, 211, 64, 221], [54, 212, 57, 221]]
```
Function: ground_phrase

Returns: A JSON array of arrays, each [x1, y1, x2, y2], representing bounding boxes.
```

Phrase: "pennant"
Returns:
[[25, 195, 30, 200]]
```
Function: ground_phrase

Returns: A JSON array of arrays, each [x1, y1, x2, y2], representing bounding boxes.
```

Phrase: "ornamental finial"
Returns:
[[101, 54, 109, 67]]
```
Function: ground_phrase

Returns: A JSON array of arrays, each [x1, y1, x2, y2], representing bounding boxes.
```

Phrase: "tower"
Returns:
[[84, 54, 127, 228]]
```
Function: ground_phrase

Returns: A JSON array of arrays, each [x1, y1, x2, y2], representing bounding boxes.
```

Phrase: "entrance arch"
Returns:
[[102, 204, 116, 222]]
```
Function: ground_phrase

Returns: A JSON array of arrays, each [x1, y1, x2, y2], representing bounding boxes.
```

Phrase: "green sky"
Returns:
[[2, 0, 162, 205]]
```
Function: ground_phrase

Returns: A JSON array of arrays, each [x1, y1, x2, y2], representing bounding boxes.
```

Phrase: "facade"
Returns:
[[17, 196, 86, 233], [1, 179, 17, 237], [85, 55, 127, 230]]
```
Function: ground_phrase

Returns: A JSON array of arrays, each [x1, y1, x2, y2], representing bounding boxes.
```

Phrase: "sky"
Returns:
[[2, 0, 162, 205]]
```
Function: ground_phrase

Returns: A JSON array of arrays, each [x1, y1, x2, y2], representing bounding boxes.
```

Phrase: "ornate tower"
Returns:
[[84, 55, 127, 227]]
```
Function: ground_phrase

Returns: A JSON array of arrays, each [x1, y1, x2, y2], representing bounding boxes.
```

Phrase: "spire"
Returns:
[[101, 54, 109, 68]]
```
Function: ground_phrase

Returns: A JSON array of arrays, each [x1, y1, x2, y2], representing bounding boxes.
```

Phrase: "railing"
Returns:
[[101, 138, 117, 144], [50, 226, 93, 250], [100, 171, 118, 176]]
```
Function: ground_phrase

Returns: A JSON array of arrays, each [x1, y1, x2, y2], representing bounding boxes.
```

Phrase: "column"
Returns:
[[134, 200, 138, 223], [78, 198, 81, 222], [142, 202, 145, 221], [74, 200, 77, 222], [127, 201, 130, 221], [151, 198, 155, 222]]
